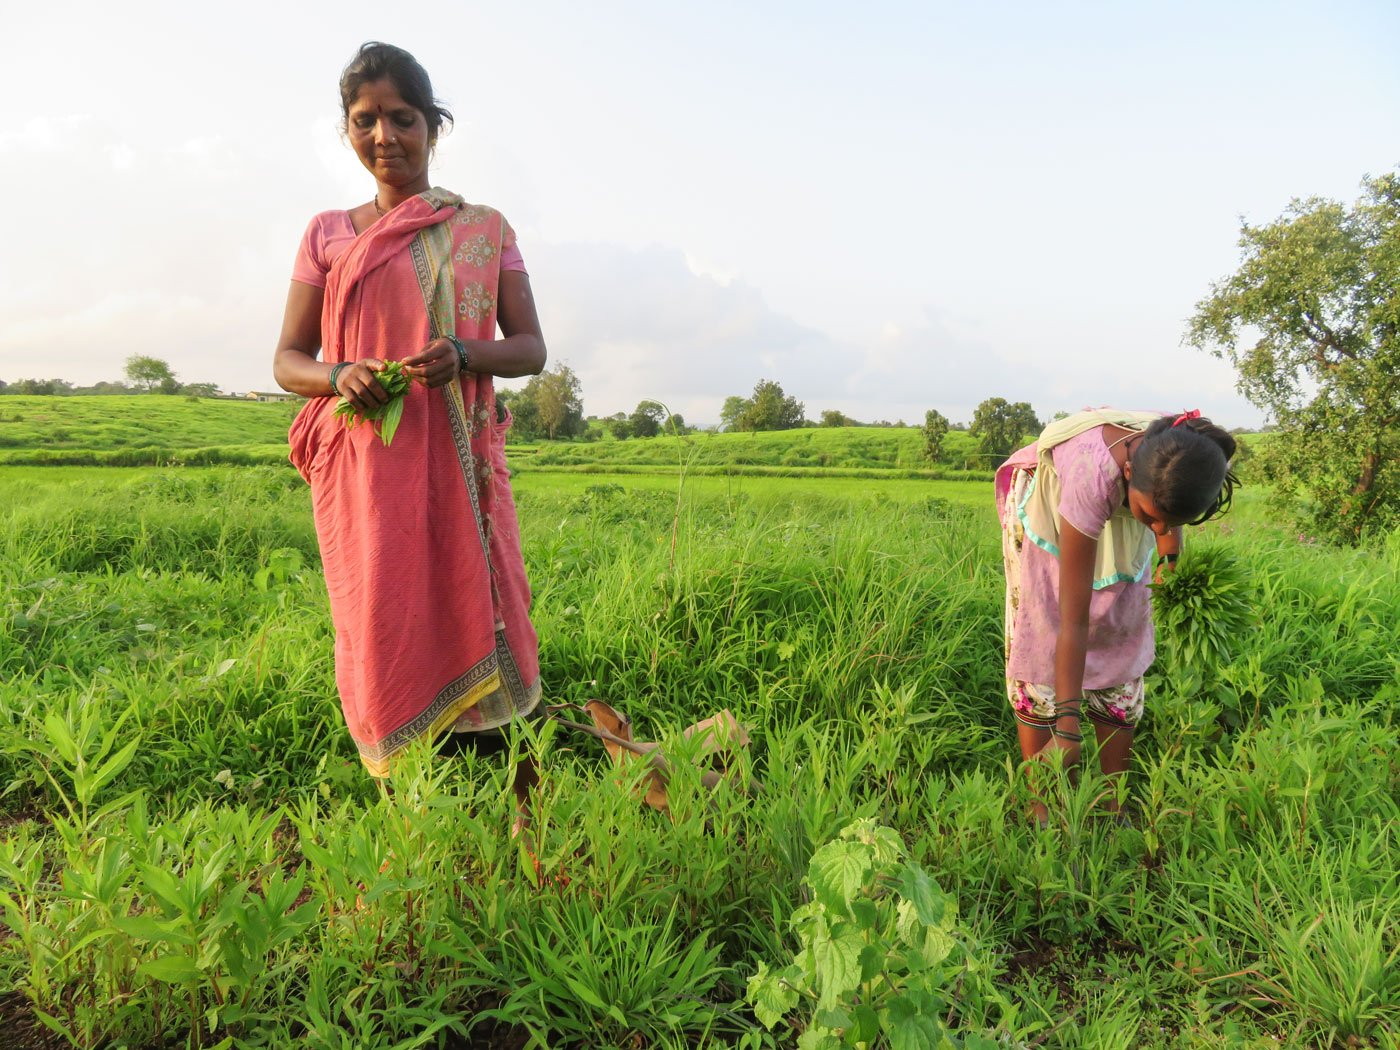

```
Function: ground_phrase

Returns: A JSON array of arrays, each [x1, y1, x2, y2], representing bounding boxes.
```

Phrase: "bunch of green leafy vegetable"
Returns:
[[332, 360, 413, 446]]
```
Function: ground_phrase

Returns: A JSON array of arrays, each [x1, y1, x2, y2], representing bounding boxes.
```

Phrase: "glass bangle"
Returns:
[[447, 336, 469, 374]]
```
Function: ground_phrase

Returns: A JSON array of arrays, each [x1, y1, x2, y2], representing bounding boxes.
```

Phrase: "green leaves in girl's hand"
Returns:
[[332, 360, 413, 446]]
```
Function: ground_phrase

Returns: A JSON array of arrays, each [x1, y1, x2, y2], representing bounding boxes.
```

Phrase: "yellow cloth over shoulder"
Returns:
[[1018, 409, 1163, 590]]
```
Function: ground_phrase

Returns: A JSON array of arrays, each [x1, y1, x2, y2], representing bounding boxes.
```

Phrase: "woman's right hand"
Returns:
[[333, 359, 390, 413]]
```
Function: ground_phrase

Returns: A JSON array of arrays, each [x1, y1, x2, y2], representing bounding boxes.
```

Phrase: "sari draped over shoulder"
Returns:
[[995, 408, 1163, 590], [288, 188, 540, 777]]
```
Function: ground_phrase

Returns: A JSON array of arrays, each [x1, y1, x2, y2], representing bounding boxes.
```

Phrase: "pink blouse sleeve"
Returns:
[[500, 240, 527, 275], [500, 216, 527, 275], [291, 215, 330, 288], [1052, 431, 1121, 539]]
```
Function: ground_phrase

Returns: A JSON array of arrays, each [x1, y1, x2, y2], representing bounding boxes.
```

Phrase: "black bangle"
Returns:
[[447, 336, 469, 375], [1160, 552, 1179, 566], [328, 362, 348, 396]]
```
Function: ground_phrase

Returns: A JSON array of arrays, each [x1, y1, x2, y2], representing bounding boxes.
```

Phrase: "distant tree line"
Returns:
[[1, 356, 221, 397]]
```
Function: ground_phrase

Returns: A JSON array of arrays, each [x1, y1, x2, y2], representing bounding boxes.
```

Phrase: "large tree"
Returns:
[[498, 364, 585, 441], [734, 379, 805, 432], [920, 409, 950, 463], [628, 400, 666, 439], [820, 409, 858, 428], [969, 397, 1040, 461], [125, 355, 177, 393], [719, 395, 750, 431], [535, 364, 585, 440], [1187, 172, 1400, 544]]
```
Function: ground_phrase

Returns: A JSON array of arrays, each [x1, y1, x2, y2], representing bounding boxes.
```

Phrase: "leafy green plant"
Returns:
[[748, 819, 997, 1049], [482, 899, 726, 1045], [1152, 542, 1255, 673], [333, 360, 412, 446]]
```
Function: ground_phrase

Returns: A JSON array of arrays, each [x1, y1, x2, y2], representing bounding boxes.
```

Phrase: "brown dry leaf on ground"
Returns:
[[547, 701, 759, 814]]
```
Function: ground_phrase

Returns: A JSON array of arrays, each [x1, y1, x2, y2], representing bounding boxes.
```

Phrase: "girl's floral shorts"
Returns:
[[1006, 678, 1144, 730]]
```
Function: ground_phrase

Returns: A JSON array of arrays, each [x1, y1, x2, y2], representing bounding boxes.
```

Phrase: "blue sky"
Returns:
[[3, 0, 1397, 426]]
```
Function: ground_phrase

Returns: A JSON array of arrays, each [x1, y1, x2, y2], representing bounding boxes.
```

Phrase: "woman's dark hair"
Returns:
[[339, 42, 453, 142], [1128, 415, 1239, 525]]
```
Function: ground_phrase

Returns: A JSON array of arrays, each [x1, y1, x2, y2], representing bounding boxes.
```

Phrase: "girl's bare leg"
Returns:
[[1092, 722, 1134, 814], [510, 755, 540, 838], [1017, 722, 1052, 826]]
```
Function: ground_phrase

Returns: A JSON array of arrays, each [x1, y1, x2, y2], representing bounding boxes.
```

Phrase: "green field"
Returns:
[[0, 396, 297, 464], [0, 405, 1395, 1048], [0, 395, 998, 478], [524, 426, 990, 475]]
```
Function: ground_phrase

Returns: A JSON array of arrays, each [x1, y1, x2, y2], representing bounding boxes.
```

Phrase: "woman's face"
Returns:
[[346, 78, 432, 192], [1127, 486, 1188, 536]]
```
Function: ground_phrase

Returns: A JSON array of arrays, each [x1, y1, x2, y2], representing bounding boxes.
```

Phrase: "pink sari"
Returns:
[[288, 188, 540, 777]]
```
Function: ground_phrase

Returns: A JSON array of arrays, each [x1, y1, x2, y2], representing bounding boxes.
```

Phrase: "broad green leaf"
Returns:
[[139, 953, 200, 984], [796, 1027, 842, 1050], [139, 864, 185, 917], [42, 712, 79, 765], [113, 914, 190, 946], [898, 863, 945, 927], [853, 1003, 881, 1044], [814, 1006, 853, 1030], [92, 788, 143, 825], [812, 922, 863, 1008], [884, 1001, 944, 1050], [897, 898, 920, 943], [850, 897, 880, 930], [858, 943, 884, 983], [808, 840, 871, 914], [919, 926, 954, 968], [89, 738, 139, 796], [747, 962, 800, 1029], [379, 395, 406, 446], [869, 824, 906, 865]]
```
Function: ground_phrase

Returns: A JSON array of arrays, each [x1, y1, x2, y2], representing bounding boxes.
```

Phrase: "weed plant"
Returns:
[[0, 468, 1395, 1048]]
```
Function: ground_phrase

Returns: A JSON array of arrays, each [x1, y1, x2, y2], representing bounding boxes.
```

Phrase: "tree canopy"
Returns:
[[1187, 171, 1400, 544], [920, 409, 950, 463], [628, 400, 666, 439], [124, 355, 177, 393], [719, 396, 749, 431], [727, 380, 805, 432], [969, 398, 1040, 462], [819, 409, 859, 428], [499, 364, 586, 441]]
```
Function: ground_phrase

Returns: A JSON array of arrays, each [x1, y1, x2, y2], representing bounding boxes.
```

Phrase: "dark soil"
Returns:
[[0, 992, 66, 1050]]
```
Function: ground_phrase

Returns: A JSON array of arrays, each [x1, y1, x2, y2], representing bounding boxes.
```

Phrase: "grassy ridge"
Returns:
[[529, 425, 990, 473], [0, 397, 1000, 478], [0, 395, 297, 454], [0, 466, 1395, 1047]]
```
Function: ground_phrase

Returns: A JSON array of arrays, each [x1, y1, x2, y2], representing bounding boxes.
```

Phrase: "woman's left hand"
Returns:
[[402, 338, 461, 388]]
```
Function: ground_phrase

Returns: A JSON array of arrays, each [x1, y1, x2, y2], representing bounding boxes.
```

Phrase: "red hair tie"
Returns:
[[1172, 409, 1201, 427]]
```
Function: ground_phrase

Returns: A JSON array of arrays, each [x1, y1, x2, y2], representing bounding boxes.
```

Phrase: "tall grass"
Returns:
[[0, 468, 1395, 1048]]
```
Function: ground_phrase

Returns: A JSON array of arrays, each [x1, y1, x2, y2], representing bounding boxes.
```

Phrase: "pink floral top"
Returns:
[[291, 209, 527, 288], [1005, 428, 1155, 688]]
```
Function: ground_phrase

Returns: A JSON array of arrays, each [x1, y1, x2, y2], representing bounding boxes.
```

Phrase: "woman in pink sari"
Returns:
[[272, 43, 545, 806]]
